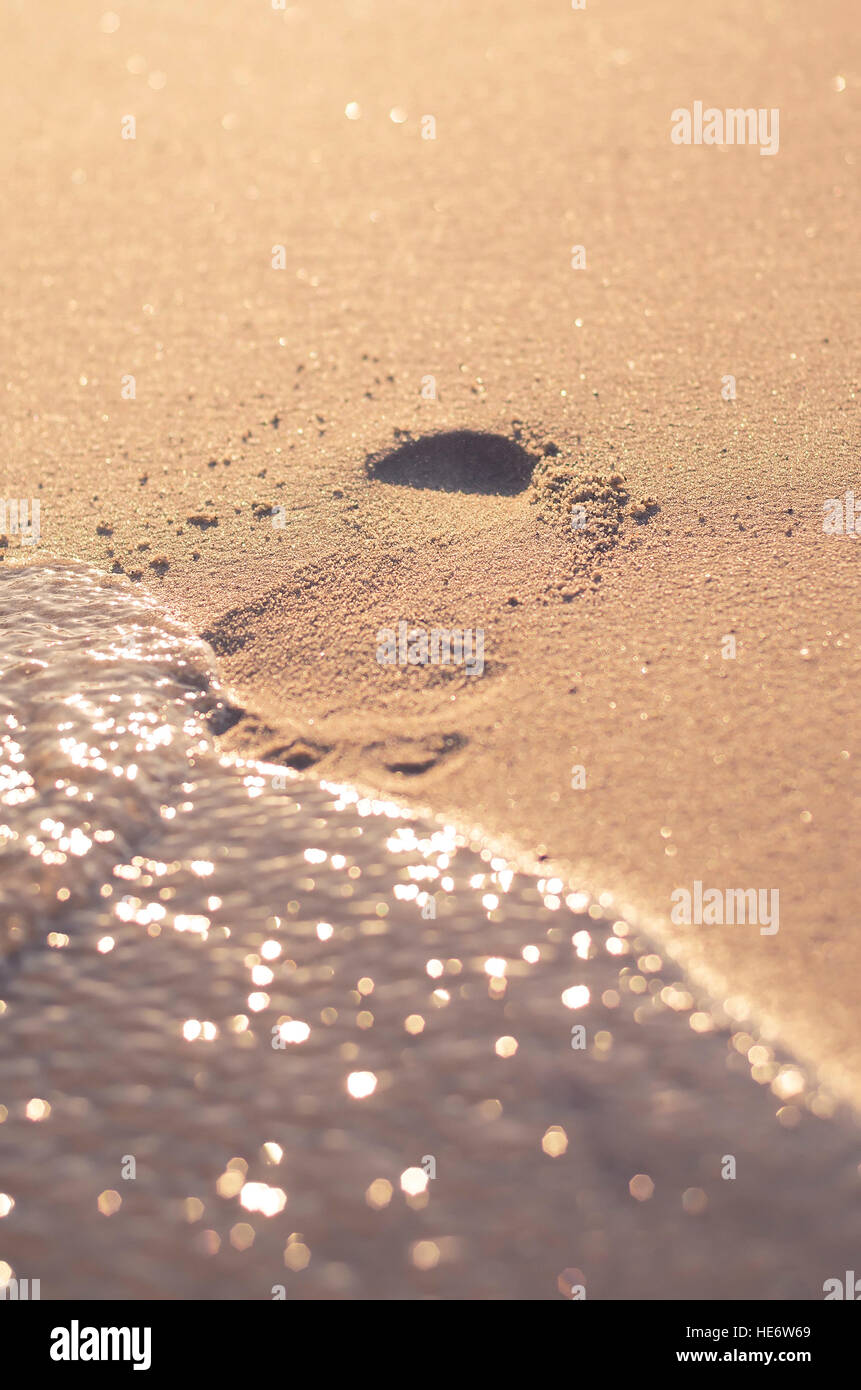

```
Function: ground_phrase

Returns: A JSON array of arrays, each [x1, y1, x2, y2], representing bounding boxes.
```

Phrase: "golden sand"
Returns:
[[2, 0, 858, 1102]]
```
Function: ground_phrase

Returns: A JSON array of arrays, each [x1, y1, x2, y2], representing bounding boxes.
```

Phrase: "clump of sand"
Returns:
[[530, 459, 659, 556]]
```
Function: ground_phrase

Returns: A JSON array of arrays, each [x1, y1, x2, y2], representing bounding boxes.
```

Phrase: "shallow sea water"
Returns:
[[0, 561, 859, 1300]]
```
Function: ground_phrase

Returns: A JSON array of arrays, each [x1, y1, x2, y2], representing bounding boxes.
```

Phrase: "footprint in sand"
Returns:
[[214, 427, 660, 784], [367, 424, 659, 546]]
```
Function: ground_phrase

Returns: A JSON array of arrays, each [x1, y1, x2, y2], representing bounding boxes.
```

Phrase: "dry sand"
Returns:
[[2, 1, 859, 1100]]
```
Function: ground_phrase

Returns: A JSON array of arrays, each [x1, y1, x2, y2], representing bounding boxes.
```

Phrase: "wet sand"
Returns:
[[1, 0, 859, 1128]]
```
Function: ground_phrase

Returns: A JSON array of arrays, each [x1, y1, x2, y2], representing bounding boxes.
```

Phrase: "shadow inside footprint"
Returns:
[[366, 431, 537, 496], [366, 731, 468, 776]]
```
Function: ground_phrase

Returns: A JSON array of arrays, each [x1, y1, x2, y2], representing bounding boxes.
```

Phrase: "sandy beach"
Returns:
[[0, 0, 859, 1301]]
